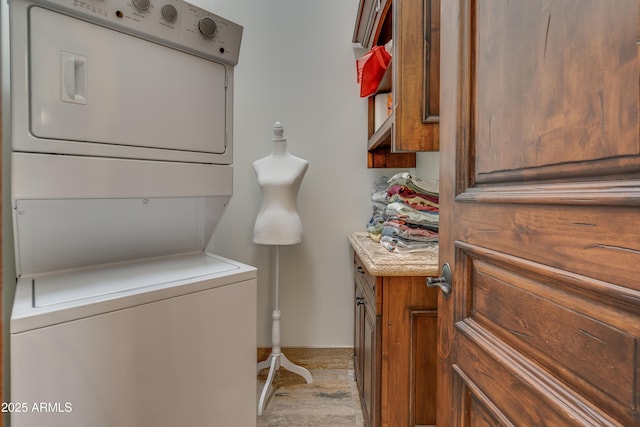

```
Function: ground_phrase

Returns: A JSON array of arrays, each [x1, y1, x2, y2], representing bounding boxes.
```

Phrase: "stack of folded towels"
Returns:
[[366, 172, 439, 253]]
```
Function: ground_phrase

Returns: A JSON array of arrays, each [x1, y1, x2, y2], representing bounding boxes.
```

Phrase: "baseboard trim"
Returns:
[[257, 347, 354, 369]]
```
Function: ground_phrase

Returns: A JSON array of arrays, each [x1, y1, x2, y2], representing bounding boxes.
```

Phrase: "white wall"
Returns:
[[196, 0, 439, 347]]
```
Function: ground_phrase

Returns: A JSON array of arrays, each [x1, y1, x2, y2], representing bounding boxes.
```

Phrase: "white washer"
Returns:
[[7, 0, 256, 426], [11, 253, 257, 427]]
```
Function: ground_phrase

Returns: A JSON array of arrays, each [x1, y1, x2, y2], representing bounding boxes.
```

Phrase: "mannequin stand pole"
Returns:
[[257, 246, 313, 416]]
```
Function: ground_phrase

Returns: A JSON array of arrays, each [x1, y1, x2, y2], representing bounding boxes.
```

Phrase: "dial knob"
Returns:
[[132, 0, 150, 11], [161, 3, 177, 21], [198, 16, 217, 38]]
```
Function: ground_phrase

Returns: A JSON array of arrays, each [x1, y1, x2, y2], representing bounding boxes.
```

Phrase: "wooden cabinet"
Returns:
[[354, 257, 381, 427], [352, 252, 438, 427], [352, 0, 384, 49], [353, 0, 441, 168]]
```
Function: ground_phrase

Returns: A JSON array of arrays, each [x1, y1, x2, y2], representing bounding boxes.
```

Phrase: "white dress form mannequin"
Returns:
[[254, 122, 312, 416]]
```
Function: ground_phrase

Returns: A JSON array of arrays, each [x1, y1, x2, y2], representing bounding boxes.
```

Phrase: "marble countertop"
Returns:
[[348, 232, 439, 277]]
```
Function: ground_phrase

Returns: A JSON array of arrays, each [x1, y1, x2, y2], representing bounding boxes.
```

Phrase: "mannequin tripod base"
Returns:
[[257, 350, 313, 416], [255, 246, 312, 415]]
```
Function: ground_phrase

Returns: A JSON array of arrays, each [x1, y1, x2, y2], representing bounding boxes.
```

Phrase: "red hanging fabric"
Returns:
[[356, 45, 391, 98]]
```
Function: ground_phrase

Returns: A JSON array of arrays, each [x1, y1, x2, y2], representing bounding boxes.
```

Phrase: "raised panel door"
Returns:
[[439, 1, 640, 426], [363, 304, 378, 427], [355, 284, 365, 400]]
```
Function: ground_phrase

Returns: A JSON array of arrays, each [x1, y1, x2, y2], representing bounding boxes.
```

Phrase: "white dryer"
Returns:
[[7, 0, 256, 426]]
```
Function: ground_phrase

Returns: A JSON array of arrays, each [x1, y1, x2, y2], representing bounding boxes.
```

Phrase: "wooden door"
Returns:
[[438, 1, 640, 426]]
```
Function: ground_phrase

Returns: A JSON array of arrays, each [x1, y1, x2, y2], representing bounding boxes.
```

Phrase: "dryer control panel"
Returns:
[[24, 0, 242, 64]]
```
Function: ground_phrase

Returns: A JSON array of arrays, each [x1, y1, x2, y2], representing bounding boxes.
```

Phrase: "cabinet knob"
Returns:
[[357, 266, 365, 274], [356, 296, 365, 305], [426, 263, 452, 299]]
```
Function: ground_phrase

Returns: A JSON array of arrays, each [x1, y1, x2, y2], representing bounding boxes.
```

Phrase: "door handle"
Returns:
[[61, 51, 87, 105], [426, 263, 452, 299]]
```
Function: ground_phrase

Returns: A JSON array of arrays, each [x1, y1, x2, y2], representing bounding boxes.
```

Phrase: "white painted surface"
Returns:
[[11, 256, 257, 427], [9, 0, 238, 164], [29, 7, 227, 154], [12, 153, 232, 276], [6, 2, 258, 425], [11, 253, 249, 327]]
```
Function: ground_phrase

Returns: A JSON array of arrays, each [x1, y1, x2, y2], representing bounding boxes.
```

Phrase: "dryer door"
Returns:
[[24, 6, 229, 162]]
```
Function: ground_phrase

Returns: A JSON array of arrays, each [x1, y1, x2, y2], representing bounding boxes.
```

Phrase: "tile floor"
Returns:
[[256, 348, 365, 427]]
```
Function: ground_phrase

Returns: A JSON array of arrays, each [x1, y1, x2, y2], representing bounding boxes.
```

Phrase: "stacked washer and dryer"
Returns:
[[8, 0, 256, 425]]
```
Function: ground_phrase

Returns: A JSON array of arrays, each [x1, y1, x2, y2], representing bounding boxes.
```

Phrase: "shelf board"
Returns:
[[374, 63, 392, 95], [367, 114, 392, 151], [366, 114, 416, 169]]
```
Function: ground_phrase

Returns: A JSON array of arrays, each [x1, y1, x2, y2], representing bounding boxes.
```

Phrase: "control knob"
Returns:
[[132, 0, 150, 11], [161, 3, 178, 21], [198, 16, 217, 38]]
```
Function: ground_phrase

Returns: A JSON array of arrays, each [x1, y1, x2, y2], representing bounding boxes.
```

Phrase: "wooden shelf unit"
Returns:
[[354, 0, 441, 168]]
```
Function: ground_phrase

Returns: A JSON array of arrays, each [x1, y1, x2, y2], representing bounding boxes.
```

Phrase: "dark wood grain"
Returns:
[[439, 0, 640, 425]]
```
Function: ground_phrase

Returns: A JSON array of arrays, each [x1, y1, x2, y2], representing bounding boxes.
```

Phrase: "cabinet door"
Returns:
[[354, 256, 381, 427], [353, 0, 382, 48], [362, 301, 378, 427], [392, 0, 440, 152], [354, 282, 365, 399], [363, 0, 440, 167]]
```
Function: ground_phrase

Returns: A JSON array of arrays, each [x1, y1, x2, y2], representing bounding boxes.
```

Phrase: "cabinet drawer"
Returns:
[[354, 255, 379, 314]]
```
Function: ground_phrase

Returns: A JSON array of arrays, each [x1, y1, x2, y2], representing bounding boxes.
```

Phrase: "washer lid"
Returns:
[[33, 252, 239, 307], [10, 252, 257, 333]]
